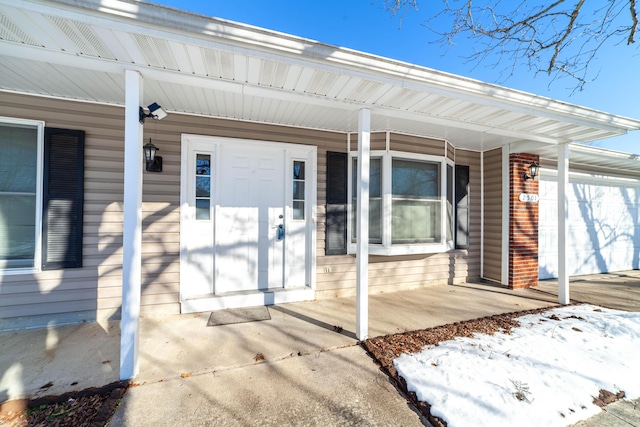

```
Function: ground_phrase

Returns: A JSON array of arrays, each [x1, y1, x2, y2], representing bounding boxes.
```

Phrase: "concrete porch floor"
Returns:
[[1, 273, 639, 425]]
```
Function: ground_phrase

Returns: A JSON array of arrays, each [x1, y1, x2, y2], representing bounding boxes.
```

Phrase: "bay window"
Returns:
[[349, 151, 454, 255]]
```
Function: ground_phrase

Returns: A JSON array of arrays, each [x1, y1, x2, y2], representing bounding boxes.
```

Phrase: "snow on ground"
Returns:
[[394, 304, 640, 427]]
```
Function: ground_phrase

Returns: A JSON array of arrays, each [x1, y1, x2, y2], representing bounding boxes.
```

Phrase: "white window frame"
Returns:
[[0, 116, 45, 275], [445, 158, 455, 251], [347, 150, 451, 256]]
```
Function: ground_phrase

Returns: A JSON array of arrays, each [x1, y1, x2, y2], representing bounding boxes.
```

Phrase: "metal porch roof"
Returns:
[[1, 0, 639, 153]]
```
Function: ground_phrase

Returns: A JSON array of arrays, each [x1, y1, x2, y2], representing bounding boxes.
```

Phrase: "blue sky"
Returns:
[[151, 0, 639, 153]]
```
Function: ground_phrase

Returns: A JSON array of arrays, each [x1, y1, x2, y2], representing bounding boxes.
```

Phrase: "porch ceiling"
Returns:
[[1, 0, 639, 152]]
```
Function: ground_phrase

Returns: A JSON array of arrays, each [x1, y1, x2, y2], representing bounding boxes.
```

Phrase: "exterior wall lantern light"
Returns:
[[524, 162, 540, 180], [143, 139, 162, 172], [139, 102, 168, 123]]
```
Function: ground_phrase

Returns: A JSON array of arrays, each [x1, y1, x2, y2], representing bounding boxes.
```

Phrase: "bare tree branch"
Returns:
[[629, 0, 638, 43], [379, 0, 639, 90]]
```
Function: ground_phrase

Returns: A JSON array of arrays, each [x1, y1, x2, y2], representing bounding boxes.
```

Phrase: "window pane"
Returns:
[[392, 159, 441, 244], [351, 198, 382, 243], [196, 154, 210, 175], [293, 201, 305, 220], [195, 199, 210, 220], [351, 158, 382, 243], [293, 181, 305, 200], [392, 200, 441, 243], [0, 125, 37, 193], [293, 161, 305, 180], [196, 176, 210, 198], [0, 195, 36, 267], [352, 158, 381, 198], [292, 161, 306, 221], [369, 198, 382, 243], [392, 159, 439, 198], [195, 154, 211, 221], [0, 123, 38, 268]]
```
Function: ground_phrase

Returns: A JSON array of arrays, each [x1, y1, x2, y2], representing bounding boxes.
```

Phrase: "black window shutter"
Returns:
[[325, 151, 348, 255], [455, 165, 470, 249], [42, 128, 85, 269]]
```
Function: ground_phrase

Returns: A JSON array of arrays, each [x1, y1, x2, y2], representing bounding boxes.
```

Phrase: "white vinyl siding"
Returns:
[[0, 93, 482, 327], [482, 148, 502, 283]]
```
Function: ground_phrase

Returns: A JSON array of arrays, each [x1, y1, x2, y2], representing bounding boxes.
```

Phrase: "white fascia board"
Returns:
[[569, 142, 640, 160], [541, 168, 640, 185], [510, 140, 558, 153], [11, 0, 640, 134]]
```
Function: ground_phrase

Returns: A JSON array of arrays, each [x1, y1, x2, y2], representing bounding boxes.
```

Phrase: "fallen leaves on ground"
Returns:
[[0, 382, 127, 427]]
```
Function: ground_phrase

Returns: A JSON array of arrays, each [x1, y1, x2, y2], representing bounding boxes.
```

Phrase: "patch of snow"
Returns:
[[394, 304, 640, 427]]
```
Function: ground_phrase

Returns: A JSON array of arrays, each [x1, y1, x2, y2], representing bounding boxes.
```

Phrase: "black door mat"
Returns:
[[206, 306, 271, 326]]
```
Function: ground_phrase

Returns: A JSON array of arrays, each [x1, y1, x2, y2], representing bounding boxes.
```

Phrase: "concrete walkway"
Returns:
[[108, 282, 558, 427], [1, 274, 639, 426]]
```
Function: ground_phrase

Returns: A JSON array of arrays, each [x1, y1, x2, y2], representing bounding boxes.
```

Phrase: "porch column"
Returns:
[[120, 70, 144, 380], [356, 109, 370, 340], [557, 143, 570, 304]]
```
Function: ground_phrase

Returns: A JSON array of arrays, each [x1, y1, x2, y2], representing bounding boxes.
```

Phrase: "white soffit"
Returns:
[[1, 0, 639, 152]]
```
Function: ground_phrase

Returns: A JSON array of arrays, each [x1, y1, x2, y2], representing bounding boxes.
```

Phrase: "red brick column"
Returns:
[[509, 153, 539, 289]]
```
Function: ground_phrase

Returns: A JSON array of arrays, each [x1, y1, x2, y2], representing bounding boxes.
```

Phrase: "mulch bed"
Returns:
[[0, 381, 129, 427], [361, 306, 565, 427]]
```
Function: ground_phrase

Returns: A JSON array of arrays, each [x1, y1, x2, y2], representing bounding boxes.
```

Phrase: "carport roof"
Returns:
[[1, 0, 639, 152]]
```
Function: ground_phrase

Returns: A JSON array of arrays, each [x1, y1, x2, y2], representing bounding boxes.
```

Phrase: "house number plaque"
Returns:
[[519, 193, 539, 203]]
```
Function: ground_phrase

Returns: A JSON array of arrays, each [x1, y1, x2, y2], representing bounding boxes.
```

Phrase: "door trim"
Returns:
[[179, 134, 317, 311]]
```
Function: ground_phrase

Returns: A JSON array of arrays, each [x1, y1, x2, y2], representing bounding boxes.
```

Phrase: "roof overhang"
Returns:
[[1, 0, 639, 153], [533, 143, 640, 174]]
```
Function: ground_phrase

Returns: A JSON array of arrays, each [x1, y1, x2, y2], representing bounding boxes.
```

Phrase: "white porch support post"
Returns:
[[120, 70, 144, 380], [356, 109, 370, 340], [557, 143, 570, 304]]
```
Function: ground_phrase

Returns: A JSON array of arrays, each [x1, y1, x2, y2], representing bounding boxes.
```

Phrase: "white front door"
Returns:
[[215, 144, 285, 293], [180, 135, 316, 306]]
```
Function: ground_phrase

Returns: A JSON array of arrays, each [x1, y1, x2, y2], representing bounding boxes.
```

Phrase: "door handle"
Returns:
[[276, 224, 284, 241]]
